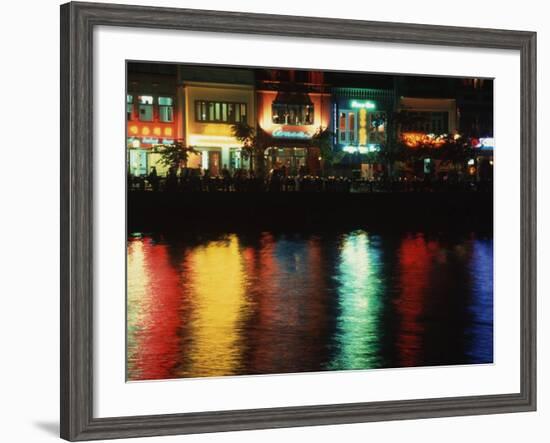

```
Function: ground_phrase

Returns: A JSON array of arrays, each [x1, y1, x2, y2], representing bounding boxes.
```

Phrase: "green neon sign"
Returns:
[[351, 100, 376, 109]]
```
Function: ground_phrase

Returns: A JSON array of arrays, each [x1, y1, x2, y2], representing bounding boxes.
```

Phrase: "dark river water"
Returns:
[[126, 229, 493, 381]]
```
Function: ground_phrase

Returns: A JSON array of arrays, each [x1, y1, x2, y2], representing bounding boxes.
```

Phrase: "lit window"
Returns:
[[368, 112, 387, 144], [158, 96, 173, 122], [158, 96, 172, 105], [195, 101, 202, 121], [138, 95, 153, 122], [272, 104, 313, 126], [305, 105, 314, 125], [208, 102, 215, 121], [127, 95, 134, 121], [195, 101, 247, 123], [339, 112, 347, 143], [199, 101, 207, 121], [240, 104, 247, 123], [348, 113, 355, 143]]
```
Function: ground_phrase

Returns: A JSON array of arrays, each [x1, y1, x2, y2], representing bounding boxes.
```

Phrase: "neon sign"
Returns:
[[127, 124, 175, 137], [343, 144, 380, 154], [142, 137, 159, 144], [272, 128, 313, 139], [475, 137, 495, 150], [358, 108, 367, 145], [351, 100, 376, 110]]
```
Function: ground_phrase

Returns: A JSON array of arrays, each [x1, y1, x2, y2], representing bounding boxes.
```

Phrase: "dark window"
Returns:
[[401, 111, 448, 134]]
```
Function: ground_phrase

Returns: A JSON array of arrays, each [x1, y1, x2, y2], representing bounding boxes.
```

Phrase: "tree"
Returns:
[[438, 134, 475, 162], [437, 133, 478, 177], [375, 111, 413, 178], [311, 126, 334, 176], [231, 122, 266, 175], [155, 139, 196, 173], [388, 110, 482, 178]]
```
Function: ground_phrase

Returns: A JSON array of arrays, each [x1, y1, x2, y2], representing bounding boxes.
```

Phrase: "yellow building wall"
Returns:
[[148, 152, 169, 176], [184, 83, 256, 148]]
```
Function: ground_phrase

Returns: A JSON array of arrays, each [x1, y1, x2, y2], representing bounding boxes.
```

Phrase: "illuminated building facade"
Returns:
[[332, 87, 395, 178], [394, 76, 493, 181], [398, 97, 458, 137], [127, 64, 179, 177], [126, 64, 255, 177], [397, 97, 459, 177], [457, 78, 494, 181], [256, 69, 331, 176], [126, 64, 493, 181], [180, 66, 256, 175]]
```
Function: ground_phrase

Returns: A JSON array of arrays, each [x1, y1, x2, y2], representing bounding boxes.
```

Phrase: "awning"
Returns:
[[273, 91, 313, 106]]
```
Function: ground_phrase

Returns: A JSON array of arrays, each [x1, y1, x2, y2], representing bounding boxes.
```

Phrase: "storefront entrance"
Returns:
[[208, 151, 221, 176], [229, 148, 242, 172], [128, 149, 148, 176], [267, 147, 307, 175]]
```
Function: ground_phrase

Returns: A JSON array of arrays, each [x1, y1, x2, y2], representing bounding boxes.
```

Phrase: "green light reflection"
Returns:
[[328, 230, 384, 370]]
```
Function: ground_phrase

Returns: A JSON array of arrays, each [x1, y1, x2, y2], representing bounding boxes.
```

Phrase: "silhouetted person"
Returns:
[[127, 170, 133, 191], [269, 168, 282, 192], [165, 167, 178, 192], [179, 167, 191, 191], [221, 164, 231, 192], [147, 166, 159, 192]]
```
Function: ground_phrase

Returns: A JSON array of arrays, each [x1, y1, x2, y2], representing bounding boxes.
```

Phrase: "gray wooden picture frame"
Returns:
[[60, 1, 537, 441]]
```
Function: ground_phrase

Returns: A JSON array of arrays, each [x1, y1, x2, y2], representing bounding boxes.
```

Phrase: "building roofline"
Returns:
[[182, 81, 254, 90]]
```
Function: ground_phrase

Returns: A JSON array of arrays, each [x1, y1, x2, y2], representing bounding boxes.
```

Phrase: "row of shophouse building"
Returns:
[[127, 63, 494, 180]]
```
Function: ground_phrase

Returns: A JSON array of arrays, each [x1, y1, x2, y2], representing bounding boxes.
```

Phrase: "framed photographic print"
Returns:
[[60, 1, 537, 441]]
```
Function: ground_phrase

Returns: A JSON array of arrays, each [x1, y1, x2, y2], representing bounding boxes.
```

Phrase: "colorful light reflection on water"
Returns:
[[127, 230, 493, 381]]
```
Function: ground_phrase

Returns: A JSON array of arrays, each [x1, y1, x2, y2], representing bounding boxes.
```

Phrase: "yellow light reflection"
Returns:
[[180, 235, 249, 377]]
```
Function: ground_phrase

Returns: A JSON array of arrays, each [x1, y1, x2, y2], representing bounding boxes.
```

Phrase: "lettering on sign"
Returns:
[[272, 128, 313, 139]]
